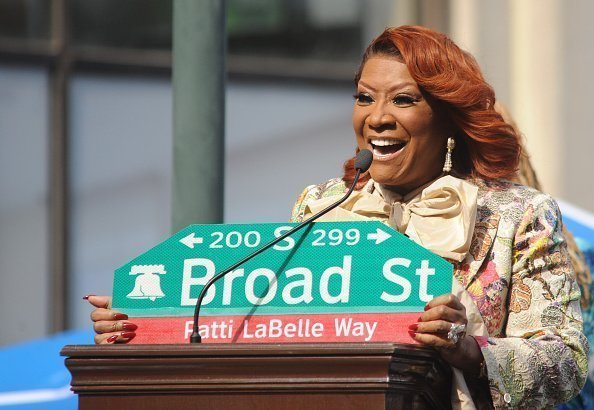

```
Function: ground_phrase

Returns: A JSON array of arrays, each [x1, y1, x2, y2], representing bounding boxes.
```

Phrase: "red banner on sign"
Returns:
[[128, 312, 420, 344]]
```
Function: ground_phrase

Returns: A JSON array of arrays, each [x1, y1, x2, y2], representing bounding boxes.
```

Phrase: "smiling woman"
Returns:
[[344, 27, 520, 191], [289, 26, 588, 409]]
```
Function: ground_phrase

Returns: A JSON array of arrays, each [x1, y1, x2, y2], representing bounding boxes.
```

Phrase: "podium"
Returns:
[[61, 343, 452, 409]]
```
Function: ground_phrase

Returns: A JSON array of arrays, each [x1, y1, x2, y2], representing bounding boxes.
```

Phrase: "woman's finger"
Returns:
[[85, 295, 112, 309], [410, 330, 456, 350], [420, 304, 467, 324], [93, 320, 138, 334], [90, 308, 128, 322], [413, 319, 454, 335], [424, 293, 465, 311], [94, 331, 136, 344], [95, 332, 118, 344]]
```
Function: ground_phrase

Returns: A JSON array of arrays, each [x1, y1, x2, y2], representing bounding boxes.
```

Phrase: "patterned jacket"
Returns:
[[290, 177, 589, 409]]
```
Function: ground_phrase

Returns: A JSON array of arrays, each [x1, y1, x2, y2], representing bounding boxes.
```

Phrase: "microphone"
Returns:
[[354, 148, 373, 173], [190, 149, 373, 343]]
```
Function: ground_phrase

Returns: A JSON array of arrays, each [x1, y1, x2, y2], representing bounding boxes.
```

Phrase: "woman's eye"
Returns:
[[393, 95, 417, 106], [353, 93, 374, 105]]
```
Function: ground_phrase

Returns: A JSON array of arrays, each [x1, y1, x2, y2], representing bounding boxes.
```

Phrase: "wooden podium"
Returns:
[[61, 343, 452, 409]]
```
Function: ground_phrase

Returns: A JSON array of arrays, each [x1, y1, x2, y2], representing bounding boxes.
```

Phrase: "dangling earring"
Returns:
[[442, 137, 455, 174]]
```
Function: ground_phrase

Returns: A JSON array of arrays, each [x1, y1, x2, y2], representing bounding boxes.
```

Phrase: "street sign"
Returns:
[[112, 221, 452, 344]]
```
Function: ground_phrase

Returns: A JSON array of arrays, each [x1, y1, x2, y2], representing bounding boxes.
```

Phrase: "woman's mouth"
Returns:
[[369, 138, 406, 160]]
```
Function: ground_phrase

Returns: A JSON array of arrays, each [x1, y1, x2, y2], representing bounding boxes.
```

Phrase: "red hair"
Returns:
[[344, 26, 521, 189]]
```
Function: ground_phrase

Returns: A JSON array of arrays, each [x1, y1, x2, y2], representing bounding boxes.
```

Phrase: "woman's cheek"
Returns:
[[356, 137, 366, 150]]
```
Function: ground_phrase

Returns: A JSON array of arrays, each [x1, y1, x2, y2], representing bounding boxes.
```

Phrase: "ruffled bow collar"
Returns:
[[302, 175, 478, 262]]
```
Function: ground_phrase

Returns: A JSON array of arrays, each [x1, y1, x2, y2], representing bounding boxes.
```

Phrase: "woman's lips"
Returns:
[[368, 138, 406, 161]]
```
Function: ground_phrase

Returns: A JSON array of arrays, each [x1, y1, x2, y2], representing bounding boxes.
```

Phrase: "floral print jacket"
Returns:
[[290, 177, 589, 409]]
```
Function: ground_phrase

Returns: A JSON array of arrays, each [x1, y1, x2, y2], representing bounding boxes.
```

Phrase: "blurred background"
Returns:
[[1, 0, 594, 350], [3, 0, 594, 408]]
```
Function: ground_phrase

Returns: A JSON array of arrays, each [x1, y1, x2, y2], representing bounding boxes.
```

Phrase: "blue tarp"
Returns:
[[0, 329, 93, 409], [557, 202, 594, 410]]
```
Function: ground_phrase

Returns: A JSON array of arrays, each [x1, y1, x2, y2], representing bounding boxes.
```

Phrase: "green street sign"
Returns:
[[113, 221, 452, 318]]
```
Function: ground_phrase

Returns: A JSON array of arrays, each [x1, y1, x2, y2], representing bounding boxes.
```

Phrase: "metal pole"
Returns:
[[172, 0, 226, 232], [49, 0, 70, 332]]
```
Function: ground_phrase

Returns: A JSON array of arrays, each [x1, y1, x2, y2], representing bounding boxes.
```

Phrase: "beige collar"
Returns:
[[303, 175, 479, 262]]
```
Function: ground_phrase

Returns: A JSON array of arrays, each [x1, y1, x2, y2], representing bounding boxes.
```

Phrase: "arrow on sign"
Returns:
[[367, 228, 391, 245], [179, 233, 204, 249]]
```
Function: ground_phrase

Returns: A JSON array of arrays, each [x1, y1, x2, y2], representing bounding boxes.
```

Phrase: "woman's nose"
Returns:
[[367, 102, 396, 128]]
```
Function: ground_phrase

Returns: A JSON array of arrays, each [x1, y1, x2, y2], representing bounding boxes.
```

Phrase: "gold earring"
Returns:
[[442, 137, 455, 174]]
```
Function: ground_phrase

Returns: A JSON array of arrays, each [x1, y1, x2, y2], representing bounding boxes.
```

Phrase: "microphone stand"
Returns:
[[190, 153, 371, 343]]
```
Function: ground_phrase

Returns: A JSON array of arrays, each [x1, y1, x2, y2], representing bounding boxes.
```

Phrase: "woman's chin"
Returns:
[[369, 168, 406, 188]]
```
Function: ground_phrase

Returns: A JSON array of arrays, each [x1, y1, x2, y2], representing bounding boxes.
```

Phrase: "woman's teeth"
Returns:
[[370, 139, 405, 157], [371, 138, 401, 147]]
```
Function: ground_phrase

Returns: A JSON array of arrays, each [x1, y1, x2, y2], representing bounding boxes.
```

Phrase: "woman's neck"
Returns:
[[379, 171, 446, 197]]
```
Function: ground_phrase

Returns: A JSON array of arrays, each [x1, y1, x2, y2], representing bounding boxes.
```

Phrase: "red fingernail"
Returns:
[[122, 323, 138, 331], [408, 323, 418, 331], [107, 335, 118, 343], [417, 316, 423, 322], [121, 332, 136, 340], [113, 313, 128, 320], [424, 304, 430, 311], [408, 330, 417, 338], [82, 294, 95, 300]]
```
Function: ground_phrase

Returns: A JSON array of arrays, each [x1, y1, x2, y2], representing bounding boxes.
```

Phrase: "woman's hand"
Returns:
[[409, 294, 483, 375], [85, 295, 137, 344]]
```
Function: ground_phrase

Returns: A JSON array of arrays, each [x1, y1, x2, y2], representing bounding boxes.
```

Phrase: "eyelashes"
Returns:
[[353, 93, 373, 105], [353, 92, 419, 107], [393, 95, 419, 105]]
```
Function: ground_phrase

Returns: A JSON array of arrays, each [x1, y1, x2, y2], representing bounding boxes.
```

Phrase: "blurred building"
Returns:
[[1, 0, 593, 345]]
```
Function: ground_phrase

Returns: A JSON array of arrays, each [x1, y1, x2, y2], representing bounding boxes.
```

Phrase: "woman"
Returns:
[[87, 26, 588, 408]]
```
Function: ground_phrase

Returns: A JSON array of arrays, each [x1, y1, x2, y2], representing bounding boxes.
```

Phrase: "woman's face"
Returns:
[[353, 56, 449, 194]]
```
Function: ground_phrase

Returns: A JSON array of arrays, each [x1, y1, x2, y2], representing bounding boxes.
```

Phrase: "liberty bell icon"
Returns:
[[126, 264, 167, 301]]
